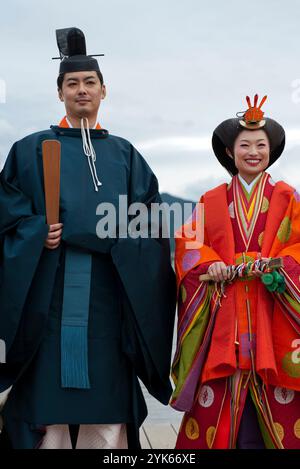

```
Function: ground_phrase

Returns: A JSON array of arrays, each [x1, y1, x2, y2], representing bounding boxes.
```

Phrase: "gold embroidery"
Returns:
[[258, 231, 264, 248], [181, 285, 187, 303], [294, 419, 300, 439], [206, 426, 215, 448], [274, 422, 284, 442], [261, 197, 269, 213], [282, 352, 300, 378], [185, 417, 200, 440], [277, 217, 292, 243]]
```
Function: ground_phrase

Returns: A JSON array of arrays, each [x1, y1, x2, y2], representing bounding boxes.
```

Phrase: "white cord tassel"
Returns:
[[80, 117, 102, 191]]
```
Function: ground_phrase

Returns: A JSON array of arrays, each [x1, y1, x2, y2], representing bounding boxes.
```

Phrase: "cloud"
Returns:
[[0, 118, 14, 135], [1, 0, 300, 196], [133, 129, 300, 198], [136, 136, 211, 152], [0, 119, 17, 167]]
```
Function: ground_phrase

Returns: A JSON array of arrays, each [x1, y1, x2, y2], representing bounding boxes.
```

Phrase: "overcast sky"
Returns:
[[1, 0, 300, 199]]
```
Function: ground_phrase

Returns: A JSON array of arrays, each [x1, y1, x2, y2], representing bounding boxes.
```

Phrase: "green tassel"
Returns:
[[262, 273, 274, 285], [277, 283, 286, 293], [267, 282, 278, 292], [261, 269, 285, 293]]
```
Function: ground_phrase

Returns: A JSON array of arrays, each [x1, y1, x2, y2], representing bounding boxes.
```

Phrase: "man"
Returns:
[[0, 27, 176, 449]]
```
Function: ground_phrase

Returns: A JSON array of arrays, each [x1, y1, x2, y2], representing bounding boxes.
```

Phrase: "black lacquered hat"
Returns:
[[53, 27, 104, 75]]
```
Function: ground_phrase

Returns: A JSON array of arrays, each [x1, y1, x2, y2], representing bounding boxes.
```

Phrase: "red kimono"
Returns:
[[171, 172, 300, 449]]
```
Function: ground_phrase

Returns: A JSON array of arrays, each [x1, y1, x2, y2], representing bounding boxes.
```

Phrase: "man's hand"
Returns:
[[207, 262, 228, 282], [45, 223, 63, 250]]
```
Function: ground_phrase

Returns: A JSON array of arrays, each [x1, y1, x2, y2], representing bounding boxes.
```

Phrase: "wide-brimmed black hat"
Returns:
[[212, 95, 285, 175]]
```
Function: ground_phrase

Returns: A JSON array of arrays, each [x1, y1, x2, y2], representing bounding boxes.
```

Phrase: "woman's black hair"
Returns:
[[212, 118, 285, 176]]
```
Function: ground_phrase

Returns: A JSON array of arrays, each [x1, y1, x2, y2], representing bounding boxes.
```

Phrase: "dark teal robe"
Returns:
[[0, 126, 176, 448]]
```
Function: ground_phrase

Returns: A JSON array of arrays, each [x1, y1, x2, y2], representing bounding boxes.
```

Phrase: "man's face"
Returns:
[[58, 71, 106, 119]]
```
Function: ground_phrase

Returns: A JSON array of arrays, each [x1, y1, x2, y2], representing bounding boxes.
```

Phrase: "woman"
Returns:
[[171, 95, 300, 449]]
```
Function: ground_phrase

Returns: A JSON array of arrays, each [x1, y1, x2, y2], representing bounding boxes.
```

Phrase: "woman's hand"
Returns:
[[207, 261, 228, 282], [44, 223, 63, 250], [251, 257, 271, 277]]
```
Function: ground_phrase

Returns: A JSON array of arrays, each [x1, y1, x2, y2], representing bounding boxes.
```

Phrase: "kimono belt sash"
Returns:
[[61, 246, 91, 389]]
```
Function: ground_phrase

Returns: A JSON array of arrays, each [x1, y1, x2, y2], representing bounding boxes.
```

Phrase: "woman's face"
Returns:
[[227, 129, 270, 182]]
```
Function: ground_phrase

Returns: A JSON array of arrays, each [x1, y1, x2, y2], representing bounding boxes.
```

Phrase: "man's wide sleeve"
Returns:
[[0, 143, 49, 386], [111, 145, 176, 404]]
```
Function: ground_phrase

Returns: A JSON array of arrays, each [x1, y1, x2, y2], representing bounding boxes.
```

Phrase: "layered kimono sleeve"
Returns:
[[263, 189, 300, 389], [171, 197, 224, 411], [272, 191, 300, 332]]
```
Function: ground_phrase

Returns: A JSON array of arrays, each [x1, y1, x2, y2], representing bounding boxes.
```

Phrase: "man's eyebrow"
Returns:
[[66, 76, 97, 82]]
